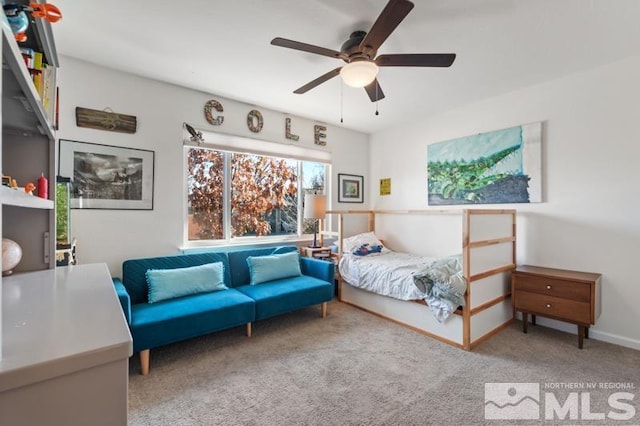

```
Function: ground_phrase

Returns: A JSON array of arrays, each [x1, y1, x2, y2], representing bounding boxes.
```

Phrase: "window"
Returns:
[[186, 146, 327, 243]]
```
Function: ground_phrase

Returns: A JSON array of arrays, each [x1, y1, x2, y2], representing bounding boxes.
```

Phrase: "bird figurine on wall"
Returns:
[[185, 123, 204, 144]]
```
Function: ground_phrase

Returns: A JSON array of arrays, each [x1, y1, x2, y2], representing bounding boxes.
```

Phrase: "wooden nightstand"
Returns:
[[512, 265, 601, 349], [301, 246, 332, 261]]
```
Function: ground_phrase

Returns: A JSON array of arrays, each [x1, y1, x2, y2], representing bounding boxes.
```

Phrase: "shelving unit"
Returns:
[[1, 8, 133, 422], [1, 1, 58, 274], [0, 185, 54, 209]]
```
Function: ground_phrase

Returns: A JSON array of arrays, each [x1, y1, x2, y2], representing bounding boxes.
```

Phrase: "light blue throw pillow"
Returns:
[[146, 262, 227, 303], [247, 251, 302, 285]]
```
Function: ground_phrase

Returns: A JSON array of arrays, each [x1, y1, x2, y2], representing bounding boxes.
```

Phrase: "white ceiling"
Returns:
[[51, 0, 640, 134]]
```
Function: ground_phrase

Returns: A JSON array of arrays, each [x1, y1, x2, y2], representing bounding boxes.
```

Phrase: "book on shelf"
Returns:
[[33, 51, 43, 71], [33, 72, 43, 99], [31, 51, 45, 99], [42, 65, 56, 122], [15, 46, 56, 118], [19, 47, 35, 68], [17, 47, 53, 106]]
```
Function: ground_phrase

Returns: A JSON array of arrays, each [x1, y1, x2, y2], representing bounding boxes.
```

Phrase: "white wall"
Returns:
[[57, 57, 369, 277], [370, 54, 640, 349], [58, 53, 640, 348]]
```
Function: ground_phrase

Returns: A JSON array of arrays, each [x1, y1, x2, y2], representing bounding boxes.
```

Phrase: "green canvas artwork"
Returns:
[[427, 122, 542, 205]]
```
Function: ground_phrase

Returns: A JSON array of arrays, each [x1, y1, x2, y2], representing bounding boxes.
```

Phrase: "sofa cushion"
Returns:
[[236, 275, 332, 320], [146, 262, 227, 303], [123, 252, 230, 304], [130, 288, 255, 352], [247, 251, 302, 285], [227, 246, 298, 287]]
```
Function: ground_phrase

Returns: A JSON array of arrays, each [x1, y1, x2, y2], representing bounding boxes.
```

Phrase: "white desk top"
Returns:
[[0, 263, 133, 392]]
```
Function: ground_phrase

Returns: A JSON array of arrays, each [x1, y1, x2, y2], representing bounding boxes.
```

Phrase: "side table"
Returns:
[[512, 265, 601, 349], [302, 246, 331, 260]]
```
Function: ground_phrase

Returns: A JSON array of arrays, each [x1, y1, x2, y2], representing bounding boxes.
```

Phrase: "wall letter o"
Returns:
[[247, 109, 264, 133]]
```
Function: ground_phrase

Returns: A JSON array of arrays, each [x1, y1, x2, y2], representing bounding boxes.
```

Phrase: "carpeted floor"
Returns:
[[128, 301, 640, 425]]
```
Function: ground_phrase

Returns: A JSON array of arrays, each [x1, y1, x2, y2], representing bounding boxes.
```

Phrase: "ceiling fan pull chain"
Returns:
[[375, 83, 380, 116], [340, 80, 344, 123]]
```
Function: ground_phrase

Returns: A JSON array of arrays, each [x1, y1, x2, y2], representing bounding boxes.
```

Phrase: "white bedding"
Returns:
[[339, 251, 437, 300]]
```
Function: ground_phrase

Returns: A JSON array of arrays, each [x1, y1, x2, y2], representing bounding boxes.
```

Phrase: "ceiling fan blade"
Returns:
[[376, 53, 456, 67], [293, 67, 342, 94], [359, 0, 414, 55], [271, 37, 345, 59], [364, 79, 385, 102]]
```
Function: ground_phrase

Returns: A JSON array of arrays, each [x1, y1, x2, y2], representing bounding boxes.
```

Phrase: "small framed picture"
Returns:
[[338, 173, 364, 203], [2, 175, 11, 186]]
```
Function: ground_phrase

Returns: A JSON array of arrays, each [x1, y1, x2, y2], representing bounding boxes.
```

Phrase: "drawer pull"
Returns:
[[546, 303, 552, 309], [546, 285, 552, 290]]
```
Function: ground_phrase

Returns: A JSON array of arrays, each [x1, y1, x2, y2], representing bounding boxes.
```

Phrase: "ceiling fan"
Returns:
[[271, 0, 456, 102]]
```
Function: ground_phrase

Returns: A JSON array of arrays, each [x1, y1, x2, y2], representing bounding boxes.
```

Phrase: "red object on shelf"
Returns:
[[37, 173, 48, 199]]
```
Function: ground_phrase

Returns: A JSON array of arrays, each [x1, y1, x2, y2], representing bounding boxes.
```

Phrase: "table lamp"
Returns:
[[304, 193, 326, 248]]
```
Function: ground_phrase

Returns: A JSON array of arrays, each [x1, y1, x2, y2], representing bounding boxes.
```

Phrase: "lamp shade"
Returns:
[[340, 61, 379, 88], [304, 194, 326, 220]]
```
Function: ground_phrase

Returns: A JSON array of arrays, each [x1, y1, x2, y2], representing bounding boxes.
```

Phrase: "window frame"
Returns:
[[183, 143, 330, 248]]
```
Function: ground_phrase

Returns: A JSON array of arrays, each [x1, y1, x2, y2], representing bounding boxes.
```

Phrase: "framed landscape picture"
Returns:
[[59, 139, 154, 209], [338, 173, 364, 203]]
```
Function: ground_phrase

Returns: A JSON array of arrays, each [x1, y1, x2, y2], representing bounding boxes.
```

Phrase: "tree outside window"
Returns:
[[187, 148, 224, 240], [187, 147, 325, 242]]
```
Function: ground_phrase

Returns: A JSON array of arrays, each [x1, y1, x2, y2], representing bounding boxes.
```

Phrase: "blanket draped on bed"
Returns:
[[412, 255, 466, 323]]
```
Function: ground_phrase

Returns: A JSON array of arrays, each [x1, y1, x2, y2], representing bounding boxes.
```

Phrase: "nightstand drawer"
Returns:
[[515, 291, 591, 324], [514, 274, 590, 302]]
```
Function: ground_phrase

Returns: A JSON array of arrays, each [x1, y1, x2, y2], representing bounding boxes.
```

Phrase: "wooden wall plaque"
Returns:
[[75, 107, 137, 133]]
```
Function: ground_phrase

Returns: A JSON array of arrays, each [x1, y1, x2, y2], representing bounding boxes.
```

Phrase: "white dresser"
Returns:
[[0, 263, 132, 425]]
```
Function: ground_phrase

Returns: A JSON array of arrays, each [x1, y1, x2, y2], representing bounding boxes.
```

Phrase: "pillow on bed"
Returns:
[[353, 243, 384, 256], [342, 232, 385, 254]]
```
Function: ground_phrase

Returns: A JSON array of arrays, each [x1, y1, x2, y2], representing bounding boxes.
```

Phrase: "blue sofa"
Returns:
[[112, 246, 334, 375]]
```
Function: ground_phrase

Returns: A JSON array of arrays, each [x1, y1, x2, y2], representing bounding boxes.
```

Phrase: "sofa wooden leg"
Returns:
[[321, 301, 327, 318], [246, 322, 252, 337], [140, 349, 150, 376]]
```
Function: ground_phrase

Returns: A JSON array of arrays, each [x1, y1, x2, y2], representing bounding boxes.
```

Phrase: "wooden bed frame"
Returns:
[[320, 209, 516, 350]]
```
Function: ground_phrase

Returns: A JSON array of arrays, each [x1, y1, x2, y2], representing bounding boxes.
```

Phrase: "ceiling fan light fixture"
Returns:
[[272, 0, 454, 102], [340, 61, 379, 88]]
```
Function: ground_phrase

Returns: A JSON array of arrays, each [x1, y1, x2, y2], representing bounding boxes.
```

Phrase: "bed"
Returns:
[[320, 209, 516, 350], [338, 242, 465, 322]]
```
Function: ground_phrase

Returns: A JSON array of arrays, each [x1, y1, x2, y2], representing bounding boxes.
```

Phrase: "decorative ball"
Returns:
[[2, 238, 23, 276], [7, 11, 29, 35]]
